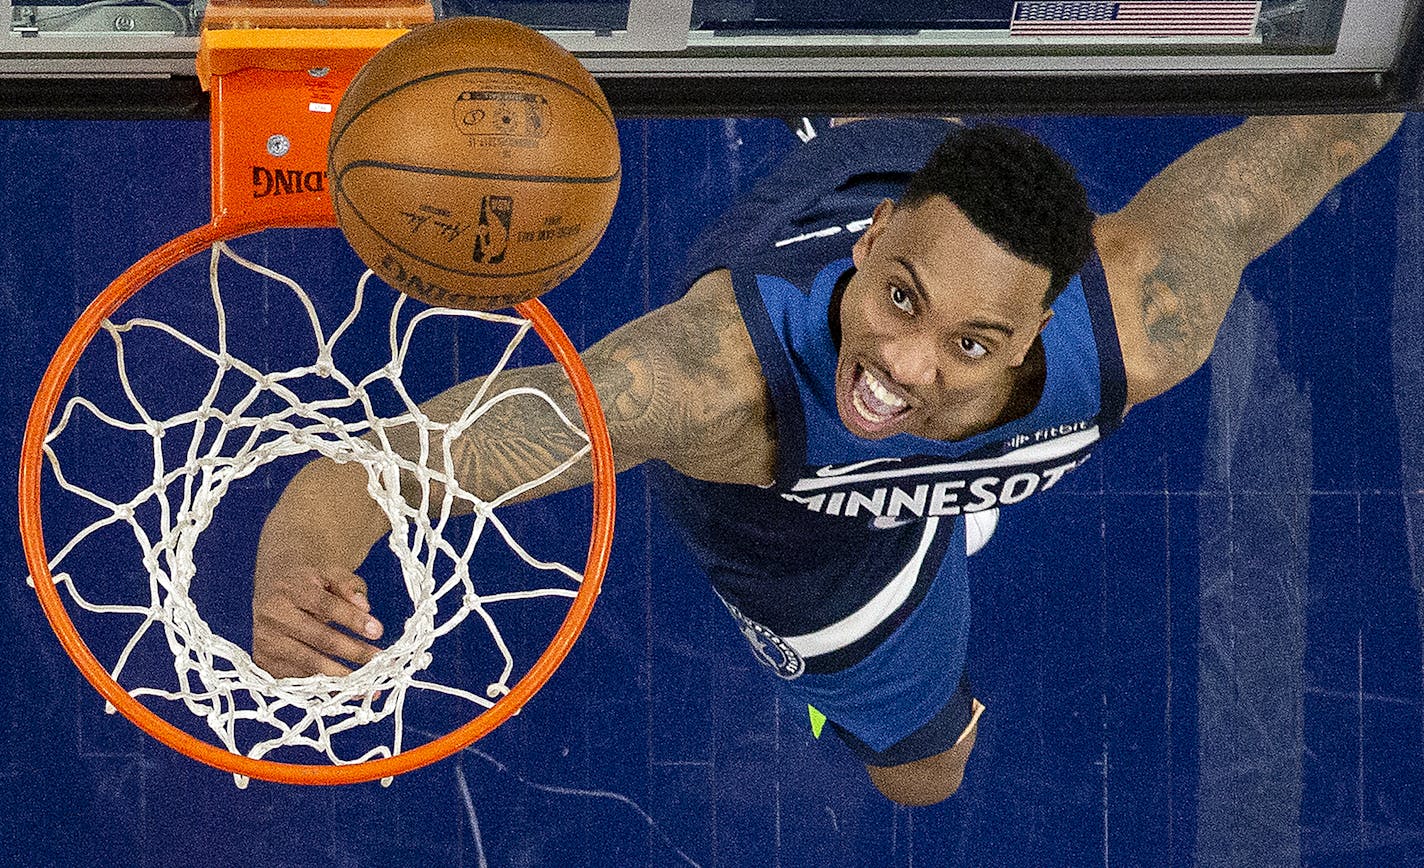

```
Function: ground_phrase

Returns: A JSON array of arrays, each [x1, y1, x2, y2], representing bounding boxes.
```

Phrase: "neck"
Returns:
[[996, 337, 1047, 426]]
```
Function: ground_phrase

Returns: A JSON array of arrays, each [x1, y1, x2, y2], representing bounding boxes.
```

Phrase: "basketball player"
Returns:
[[252, 114, 1402, 805]]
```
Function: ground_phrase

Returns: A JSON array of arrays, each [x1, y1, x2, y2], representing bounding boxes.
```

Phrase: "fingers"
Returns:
[[252, 565, 385, 679], [254, 633, 354, 679], [281, 590, 382, 665], [298, 570, 384, 644], [326, 572, 377, 621]]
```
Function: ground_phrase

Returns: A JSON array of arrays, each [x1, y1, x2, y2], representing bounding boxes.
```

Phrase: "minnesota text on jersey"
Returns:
[[782, 426, 1099, 519]]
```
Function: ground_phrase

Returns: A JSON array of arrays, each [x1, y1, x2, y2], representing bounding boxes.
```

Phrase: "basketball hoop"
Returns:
[[17, 1, 616, 787]]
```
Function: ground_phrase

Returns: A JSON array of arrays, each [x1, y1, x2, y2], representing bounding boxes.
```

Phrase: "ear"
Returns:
[[851, 199, 896, 269]]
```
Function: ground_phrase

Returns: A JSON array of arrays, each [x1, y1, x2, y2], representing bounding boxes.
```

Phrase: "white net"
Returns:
[[33, 238, 598, 786]]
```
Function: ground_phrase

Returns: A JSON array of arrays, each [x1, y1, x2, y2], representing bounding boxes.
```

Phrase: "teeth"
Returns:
[[852, 389, 894, 423], [860, 364, 905, 404], [850, 366, 910, 427], [862, 369, 907, 409]]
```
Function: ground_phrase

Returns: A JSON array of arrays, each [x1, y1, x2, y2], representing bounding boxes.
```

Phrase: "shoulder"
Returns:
[[655, 268, 762, 382], [1091, 212, 1216, 411], [584, 269, 777, 485]]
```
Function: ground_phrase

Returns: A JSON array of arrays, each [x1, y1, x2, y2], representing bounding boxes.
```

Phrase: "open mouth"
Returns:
[[844, 364, 912, 435]]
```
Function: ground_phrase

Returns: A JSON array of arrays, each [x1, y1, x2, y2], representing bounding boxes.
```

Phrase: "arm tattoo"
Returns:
[[398, 363, 592, 505], [390, 273, 773, 510], [1127, 114, 1401, 378], [599, 289, 773, 481], [450, 373, 591, 501]]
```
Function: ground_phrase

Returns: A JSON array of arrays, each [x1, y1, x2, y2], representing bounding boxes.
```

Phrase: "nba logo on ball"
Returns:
[[472, 195, 513, 264], [329, 17, 621, 311], [455, 90, 549, 141]]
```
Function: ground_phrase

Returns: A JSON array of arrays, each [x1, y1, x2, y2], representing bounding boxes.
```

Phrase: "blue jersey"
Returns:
[[654, 120, 1127, 747]]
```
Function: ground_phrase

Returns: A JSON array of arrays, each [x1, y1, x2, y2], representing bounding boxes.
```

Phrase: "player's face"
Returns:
[[836, 196, 1055, 441]]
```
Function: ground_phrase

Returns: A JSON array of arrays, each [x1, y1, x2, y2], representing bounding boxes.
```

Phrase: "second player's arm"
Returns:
[[1095, 113, 1404, 407]]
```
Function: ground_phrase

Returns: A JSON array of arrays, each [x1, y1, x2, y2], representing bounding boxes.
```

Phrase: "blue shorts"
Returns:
[[829, 673, 978, 767], [713, 515, 978, 767]]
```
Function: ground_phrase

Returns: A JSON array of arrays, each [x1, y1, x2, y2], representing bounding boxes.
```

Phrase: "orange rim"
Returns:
[[18, 221, 615, 785]]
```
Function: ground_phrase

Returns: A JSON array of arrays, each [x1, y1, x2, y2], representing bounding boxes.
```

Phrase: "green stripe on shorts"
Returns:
[[808, 704, 827, 739]]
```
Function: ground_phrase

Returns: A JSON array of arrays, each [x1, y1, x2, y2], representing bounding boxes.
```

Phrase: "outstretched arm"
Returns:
[[1095, 113, 1404, 407], [252, 270, 774, 677], [390, 269, 775, 504]]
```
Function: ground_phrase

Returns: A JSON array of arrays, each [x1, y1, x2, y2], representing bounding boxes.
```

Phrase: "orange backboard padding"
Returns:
[[200, 28, 409, 229], [209, 64, 354, 229], [195, 1, 430, 228]]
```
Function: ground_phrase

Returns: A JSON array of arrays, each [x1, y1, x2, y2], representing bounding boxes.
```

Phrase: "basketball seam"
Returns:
[[329, 65, 616, 157], [336, 160, 621, 186]]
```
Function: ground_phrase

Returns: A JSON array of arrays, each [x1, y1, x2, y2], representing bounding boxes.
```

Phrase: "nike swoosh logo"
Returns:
[[813, 457, 904, 477]]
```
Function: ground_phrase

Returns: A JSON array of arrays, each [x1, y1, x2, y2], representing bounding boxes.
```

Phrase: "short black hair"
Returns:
[[901, 124, 1095, 306]]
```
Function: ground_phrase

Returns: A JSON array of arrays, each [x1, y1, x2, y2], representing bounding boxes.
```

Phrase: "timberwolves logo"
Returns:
[[716, 594, 803, 680], [454, 90, 549, 140]]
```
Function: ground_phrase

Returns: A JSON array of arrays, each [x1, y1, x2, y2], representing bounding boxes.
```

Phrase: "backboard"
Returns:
[[1, 0, 1420, 116]]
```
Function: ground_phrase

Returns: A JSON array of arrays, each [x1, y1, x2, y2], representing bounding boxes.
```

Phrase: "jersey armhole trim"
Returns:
[[731, 268, 808, 480], [1079, 247, 1129, 437]]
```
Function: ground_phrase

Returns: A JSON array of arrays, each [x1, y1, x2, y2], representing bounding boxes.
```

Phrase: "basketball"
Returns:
[[329, 17, 621, 310]]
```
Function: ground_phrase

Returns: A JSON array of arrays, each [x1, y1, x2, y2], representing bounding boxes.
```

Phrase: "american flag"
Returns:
[[1009, 1, 1260, 38]]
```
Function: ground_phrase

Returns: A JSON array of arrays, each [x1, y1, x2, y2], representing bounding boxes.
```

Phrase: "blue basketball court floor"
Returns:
[[3, 114, 1422, 866]]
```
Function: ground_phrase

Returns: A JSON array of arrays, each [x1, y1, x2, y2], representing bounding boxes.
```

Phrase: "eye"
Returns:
[[959, 337, 988, 359], [889, 285, 914, 315]]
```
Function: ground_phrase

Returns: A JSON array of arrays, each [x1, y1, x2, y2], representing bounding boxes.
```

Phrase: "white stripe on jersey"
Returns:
[[791, 426, 1100, 493], [782, 516, 940, 659]]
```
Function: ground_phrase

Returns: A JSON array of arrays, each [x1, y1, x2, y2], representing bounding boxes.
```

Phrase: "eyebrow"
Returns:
[[893, 255, 1016, 340], [965, 319, 1015, 340]]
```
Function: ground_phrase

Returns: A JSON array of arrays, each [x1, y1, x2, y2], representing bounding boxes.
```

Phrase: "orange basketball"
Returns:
[[329, 17, 621, 310]]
